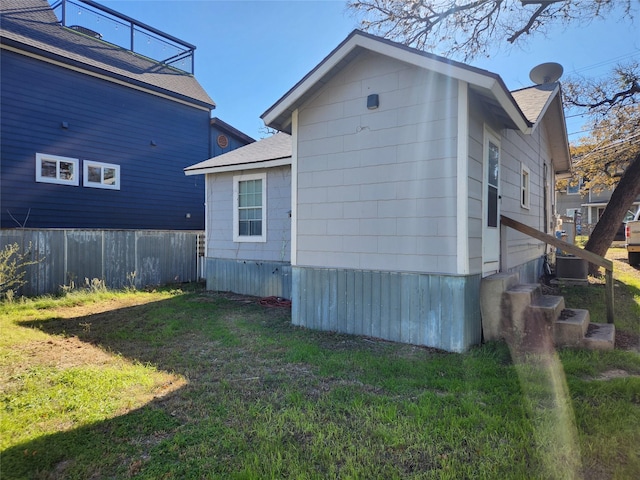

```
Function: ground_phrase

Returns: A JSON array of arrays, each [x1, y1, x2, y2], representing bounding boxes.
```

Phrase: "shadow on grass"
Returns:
[[4, 292, 289, 478]]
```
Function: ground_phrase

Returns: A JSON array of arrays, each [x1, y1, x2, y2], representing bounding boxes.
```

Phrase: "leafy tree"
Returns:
[[563, 64, 640, 273]]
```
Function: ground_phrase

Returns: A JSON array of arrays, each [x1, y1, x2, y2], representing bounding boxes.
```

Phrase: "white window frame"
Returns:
[[521, 163, 530, 209], [567, 177, 582, 195], [35, 153, 79, 186], [233, 172, 267, 243], [83, 160, 121, 190]]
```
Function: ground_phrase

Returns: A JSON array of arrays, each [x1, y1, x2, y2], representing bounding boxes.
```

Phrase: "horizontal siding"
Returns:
[[467, 91, 550, 274], [296, 52, 459, 275], [0, 229, 200, 296], [207, 167, 291, 262], [205, 257, 292, 299], [1, 50, 209, 230], [209, 125, 253, 157], [292, 266, 482, 352]]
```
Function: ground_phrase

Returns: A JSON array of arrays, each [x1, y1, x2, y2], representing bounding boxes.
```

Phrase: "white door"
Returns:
[[483, 130, 500, 276]]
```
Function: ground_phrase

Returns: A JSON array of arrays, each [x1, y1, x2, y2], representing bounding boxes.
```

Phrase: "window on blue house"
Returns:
[[83, 161, 120, 190], [36, 153, 79, 186], [233, 173, 266, 242]]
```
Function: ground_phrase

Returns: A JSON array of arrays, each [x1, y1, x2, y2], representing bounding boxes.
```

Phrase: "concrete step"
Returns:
[[554, 308, 589, 347], [583, 322, 616, 351], [529, 295, 565, 324], [503, 284, 543, 339], [480, 272, 520, 342]]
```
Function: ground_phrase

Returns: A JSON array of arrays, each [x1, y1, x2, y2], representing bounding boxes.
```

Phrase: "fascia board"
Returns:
[[490, 83, 532, 133], [1, 42, 214, 111], [528, 83, 560, 135], [261, 38, 359, 128], [262, 31, 530, 133], [184, 157, 292, 176]]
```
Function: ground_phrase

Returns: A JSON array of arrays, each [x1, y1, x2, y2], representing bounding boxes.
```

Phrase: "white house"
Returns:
[[186, 30, 572, 352]]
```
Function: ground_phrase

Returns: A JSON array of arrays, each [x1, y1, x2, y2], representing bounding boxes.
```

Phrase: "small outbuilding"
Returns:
[[187, 30, 572, 352]]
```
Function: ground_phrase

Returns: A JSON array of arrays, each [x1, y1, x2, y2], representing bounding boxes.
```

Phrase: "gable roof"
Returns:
[[511, 83, 558, 124], [261, 30, 530, 134], [0, 0, 215, 109], [185, 132, 291, 175], [261, 29, 570, 174], [512, 83, 571, 173]]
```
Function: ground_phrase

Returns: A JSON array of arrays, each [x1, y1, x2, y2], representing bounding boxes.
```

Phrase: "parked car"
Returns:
[[626, 208, 640, 266], [613, 209, 638, 242]]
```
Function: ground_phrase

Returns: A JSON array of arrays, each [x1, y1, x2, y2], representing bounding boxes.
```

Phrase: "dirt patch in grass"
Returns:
[[589, 369, 640, 381], [21, 336, 114, 369], [616, 329, 640, 351]]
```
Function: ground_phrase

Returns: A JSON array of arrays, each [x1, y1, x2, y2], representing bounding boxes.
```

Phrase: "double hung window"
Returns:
[[233, 173, 266, 242]]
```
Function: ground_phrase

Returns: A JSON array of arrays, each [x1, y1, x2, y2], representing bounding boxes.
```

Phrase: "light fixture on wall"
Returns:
[[367, 94, 379, 110]]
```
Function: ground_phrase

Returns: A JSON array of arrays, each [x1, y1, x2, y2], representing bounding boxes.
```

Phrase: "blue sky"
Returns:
[[91, 0, 639, 143]]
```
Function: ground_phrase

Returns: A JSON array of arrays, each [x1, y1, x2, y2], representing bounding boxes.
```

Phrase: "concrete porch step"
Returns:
[[529, 294, 565, 324], [583, 322, 616, 351], [554, 308, 589, 347]]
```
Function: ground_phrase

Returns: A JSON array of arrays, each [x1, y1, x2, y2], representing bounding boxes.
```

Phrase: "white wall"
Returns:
[[467, 91, 553, 274], [295, 51, 460, 274], [206, 166, 291, 262]]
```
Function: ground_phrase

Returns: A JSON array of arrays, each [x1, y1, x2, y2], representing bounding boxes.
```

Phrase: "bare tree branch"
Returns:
[[348, 0, 634, 61]]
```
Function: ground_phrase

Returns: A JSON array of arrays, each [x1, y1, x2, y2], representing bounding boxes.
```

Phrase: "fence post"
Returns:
[[605, 268, 614, 324]]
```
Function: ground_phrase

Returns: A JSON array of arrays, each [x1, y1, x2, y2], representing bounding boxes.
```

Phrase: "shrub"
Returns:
[[0, 242, 38, 300]]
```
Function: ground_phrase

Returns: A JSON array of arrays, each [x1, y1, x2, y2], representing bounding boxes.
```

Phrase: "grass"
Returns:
[[1, 277, 639, 479], [558, 247, 640, 336]]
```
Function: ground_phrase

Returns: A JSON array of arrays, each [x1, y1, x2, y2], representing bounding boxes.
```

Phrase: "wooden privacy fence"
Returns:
[[1, 229, 204, 296]]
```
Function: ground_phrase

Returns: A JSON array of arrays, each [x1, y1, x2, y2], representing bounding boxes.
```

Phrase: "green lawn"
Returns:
[[1, 278, 639, 479]]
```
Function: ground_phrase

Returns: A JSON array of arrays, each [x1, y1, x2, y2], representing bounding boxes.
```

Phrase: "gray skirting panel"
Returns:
[[291, 266, 482, 352], [205, 257, 292, 299]]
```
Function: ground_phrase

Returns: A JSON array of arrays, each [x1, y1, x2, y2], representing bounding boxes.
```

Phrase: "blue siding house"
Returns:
[[210, 117, 256, 158], [0, 0, 221, 230]]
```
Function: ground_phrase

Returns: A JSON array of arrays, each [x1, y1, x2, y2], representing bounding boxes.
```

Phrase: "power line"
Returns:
[[569, 50, 640, 76]]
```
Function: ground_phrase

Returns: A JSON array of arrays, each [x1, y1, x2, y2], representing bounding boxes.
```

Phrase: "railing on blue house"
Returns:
[[50, 0, 196, 74]]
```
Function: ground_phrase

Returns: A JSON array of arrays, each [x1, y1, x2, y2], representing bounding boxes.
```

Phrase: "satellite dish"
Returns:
[[529, 62, 564, 84]]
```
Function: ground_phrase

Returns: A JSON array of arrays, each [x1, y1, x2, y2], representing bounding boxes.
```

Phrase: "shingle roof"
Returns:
[[1, 0, 215, 108], [511, 83, 558, 124], [185, 132, 291, 175]]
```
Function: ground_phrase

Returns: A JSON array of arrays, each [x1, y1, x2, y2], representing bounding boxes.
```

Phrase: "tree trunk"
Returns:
[[584, 153, 640, 275]]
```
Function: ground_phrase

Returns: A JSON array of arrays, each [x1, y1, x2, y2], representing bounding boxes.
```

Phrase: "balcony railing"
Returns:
[[50, 0, 195, 74]]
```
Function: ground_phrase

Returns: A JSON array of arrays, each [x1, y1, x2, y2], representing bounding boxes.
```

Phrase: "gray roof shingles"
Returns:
[[1, 0, 215, 108], [185, 132, 291, 172], [511, 83, 558, 124]]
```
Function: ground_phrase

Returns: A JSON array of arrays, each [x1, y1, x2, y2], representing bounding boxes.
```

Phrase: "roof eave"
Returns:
[[261, 29, 531, 134], [210, 117, 256, 144], [1, 36, 216, 110], [184, 156, 292, 176]]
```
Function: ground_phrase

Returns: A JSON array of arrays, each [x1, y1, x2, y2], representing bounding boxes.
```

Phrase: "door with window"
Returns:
[[483, 130, 501, 276]]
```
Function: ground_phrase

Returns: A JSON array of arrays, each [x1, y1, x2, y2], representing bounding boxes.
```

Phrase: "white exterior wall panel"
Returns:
[[296, 52, 459, 275], [500, 126, 549, 270], [206, 166, 291, 263]]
